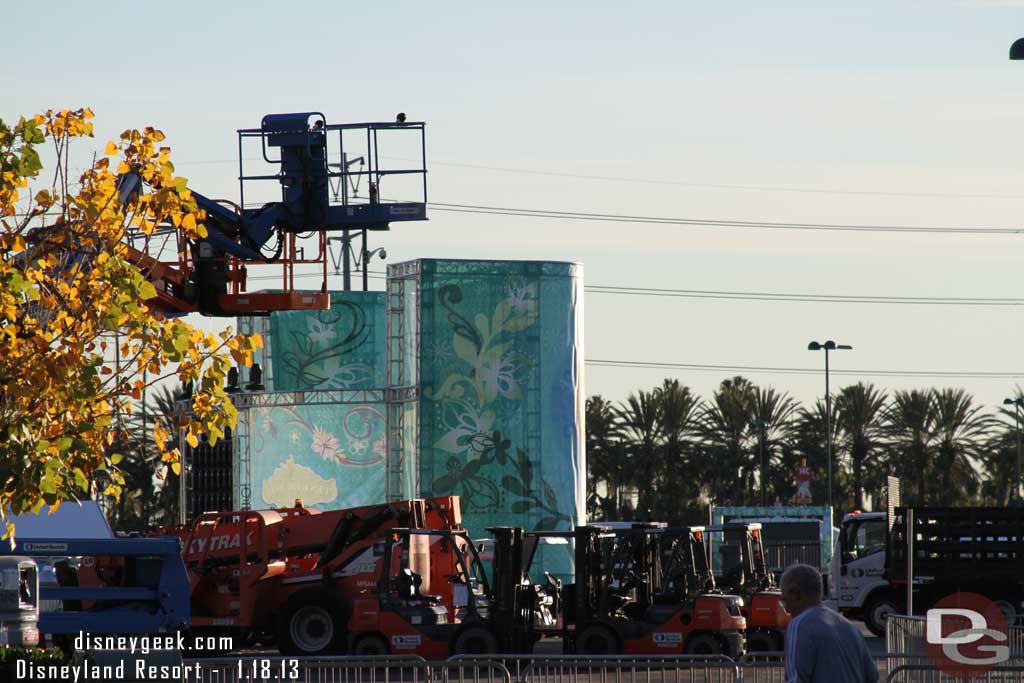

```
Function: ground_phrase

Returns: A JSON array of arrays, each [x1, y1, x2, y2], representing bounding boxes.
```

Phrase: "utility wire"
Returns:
[[246, 269, 1024, 307], [173, 154, 1024, 200], [430, 202, 1024, 235], [587, 285, 1024, 307], [586, 359, 1024, 380]]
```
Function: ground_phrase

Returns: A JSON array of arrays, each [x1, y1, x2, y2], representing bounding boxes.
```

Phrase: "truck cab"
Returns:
[[830, 511, 893, 636], [0, 557, 40, 648]]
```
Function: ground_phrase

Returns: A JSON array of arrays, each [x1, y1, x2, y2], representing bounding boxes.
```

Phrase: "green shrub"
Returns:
[[0, 646, 65, 675]]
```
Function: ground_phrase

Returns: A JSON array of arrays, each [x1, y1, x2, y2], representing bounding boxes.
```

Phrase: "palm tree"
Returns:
[[930, 388, 992, 506], [699, 377, 757, 504], [882, 389, 935, 505], [105, 383, 187, 531], [788, 400, 842, 506], [654, 379, 704, 520], [586, 395, 625, 519], [980, 426, 1018, 506], [748, 386, 799, 505], [834, 383, 888, 510], [615, 389, 663, 518]]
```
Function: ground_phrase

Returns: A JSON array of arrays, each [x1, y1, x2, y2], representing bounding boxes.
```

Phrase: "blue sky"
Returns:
[[6, 1, 1024, 414]]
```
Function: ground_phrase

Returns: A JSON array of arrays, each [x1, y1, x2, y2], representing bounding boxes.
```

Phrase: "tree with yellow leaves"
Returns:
[[0, 108, 260, 538]]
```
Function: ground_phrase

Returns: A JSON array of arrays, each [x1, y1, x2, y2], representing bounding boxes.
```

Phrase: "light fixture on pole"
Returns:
[[1003, 396, 1024, 504], [808, 340, 852, 509]]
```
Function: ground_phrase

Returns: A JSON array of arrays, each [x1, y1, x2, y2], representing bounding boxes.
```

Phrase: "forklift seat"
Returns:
[[394, 568, 442, 605]]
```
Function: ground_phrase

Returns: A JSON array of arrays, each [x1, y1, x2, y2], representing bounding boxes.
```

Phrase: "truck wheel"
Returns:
[[993, 599, 1018, 626], [747, 629, 777, 653], [452, 625, 498, 654], [864, 595, 899, 638], [277, 589, 346, 656], [576, 624, 620, 654], [352, 634, 390, 655], [684, 633, 723, 655]]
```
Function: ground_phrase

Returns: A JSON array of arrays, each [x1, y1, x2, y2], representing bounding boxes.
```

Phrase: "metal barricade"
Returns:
[[736, 652, 784, 683], [886, 614, 928, 657], [445, 654, 539, 682], [521, 654, 739, 683], [735, 652, 943, 682], [186, 655, 432, 683], [436, 656, 513, 683], [886, 663, 1024, 682]]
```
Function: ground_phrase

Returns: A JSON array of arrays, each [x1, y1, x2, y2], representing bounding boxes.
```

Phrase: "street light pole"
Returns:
[[808, 340, 852, 509], [825, 346, 832, 508], [751, 419, 769, 506], [1003, 397, 1023, 504]]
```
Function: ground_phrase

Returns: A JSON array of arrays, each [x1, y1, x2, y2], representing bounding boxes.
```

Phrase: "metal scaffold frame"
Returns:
[[386, 260, 421, 502]]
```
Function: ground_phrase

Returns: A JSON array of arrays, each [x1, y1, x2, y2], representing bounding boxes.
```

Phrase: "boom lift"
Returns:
[[0, 537, 190, 640], [150, 498, 442, 654], [115, 112, 428, 316]]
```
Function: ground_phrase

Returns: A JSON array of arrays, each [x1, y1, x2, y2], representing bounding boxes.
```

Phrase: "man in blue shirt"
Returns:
[[781, 564, 878, 683]]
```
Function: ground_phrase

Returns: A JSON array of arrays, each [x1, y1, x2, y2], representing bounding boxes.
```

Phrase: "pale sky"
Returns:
[[6, 1, 1024, 416]]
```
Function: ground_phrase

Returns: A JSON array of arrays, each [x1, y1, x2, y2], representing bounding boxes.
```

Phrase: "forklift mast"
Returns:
[[717, 522, 776, 592], [659, 526, 718, 597], [572, 525, 612, 624]]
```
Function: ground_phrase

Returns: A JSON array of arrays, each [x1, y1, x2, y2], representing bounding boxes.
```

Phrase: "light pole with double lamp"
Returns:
[[1003, 397, 1023, 504], [808, 340, 852, 508]]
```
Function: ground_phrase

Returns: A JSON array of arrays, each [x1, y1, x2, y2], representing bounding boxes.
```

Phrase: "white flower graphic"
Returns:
[[307, 320, 337, 345], [311, 426, 342, 462]]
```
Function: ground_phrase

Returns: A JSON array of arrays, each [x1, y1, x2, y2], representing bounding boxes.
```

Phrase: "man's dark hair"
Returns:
[[780, 563, 823, 599]]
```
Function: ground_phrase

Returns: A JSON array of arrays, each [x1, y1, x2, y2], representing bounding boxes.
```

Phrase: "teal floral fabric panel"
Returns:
[[249, 403, 387, 510], [411, 260, 584, 569], [269, 291, 386, 390]]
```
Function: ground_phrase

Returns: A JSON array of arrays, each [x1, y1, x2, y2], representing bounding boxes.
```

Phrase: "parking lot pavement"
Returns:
[[857, 621, 887, 656]]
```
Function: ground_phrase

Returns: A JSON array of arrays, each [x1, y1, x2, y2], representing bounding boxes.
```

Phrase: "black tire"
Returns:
[[276, 589, 347, 656], [575, 623, 620, 655], [747, 629, 777, 653], [452, 625, 499, 655], [863, 595, 899, 638], [352, 634, 390, 656], [992, 599, 1017, 627], [684, 632, 724, 655]]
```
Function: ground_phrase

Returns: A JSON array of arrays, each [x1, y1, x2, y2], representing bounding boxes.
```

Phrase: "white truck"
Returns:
[[829, 507, 1024, 636]]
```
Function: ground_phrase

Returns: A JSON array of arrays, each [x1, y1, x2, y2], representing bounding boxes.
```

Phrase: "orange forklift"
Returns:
[[346, 526, 541, 657], [554, 524, 747, 656], [707, 521, 790, 652]]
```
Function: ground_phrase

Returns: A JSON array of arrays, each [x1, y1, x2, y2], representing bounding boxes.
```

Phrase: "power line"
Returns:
[[173, 154, 1024, 200], [245, 269, 1024, 307], [430, 202, 1024, 235], [586, 359, 1024, 380], [587, 285, 1024, 307]]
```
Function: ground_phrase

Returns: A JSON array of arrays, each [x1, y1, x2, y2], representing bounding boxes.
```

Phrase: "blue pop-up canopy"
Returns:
[[6, 502, 114, 539]]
